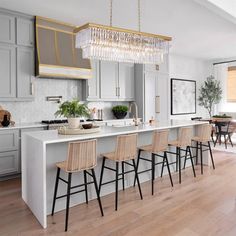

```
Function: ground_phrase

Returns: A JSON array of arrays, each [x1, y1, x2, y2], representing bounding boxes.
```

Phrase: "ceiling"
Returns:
[[1, 0, 236, 61]]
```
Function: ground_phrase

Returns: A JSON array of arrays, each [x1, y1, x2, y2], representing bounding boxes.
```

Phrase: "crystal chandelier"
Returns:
[[75, 0, 171, 64]]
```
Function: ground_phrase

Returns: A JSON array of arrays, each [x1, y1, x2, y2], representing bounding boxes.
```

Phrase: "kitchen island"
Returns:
[[21, 120, 208, 228]]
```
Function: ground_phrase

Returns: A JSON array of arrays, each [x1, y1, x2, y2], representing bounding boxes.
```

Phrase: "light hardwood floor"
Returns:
[[1, 150, 236, 236]]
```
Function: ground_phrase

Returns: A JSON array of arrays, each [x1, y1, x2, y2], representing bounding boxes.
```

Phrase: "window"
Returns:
[[227, 66, 236, 102]]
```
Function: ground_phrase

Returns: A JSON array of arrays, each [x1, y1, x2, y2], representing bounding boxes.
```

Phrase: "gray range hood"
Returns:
[[35, 16, 91, 79]]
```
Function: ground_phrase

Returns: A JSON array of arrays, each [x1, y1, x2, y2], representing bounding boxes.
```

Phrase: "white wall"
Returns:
[[169, 54, 212, 119]]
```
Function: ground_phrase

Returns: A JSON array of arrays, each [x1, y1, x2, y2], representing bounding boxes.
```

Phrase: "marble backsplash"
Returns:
[[0, 78, 129, 123]]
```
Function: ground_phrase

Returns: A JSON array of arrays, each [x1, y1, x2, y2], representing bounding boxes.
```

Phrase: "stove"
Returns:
[[41, 119, 103, 130]]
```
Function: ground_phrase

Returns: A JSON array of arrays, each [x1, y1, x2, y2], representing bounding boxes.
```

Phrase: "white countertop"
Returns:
[[24, 120, 208, 145]]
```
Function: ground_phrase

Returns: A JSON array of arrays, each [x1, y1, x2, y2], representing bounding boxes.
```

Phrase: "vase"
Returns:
[[67, 117, 80, 129], [1, 115, 10, 127], [113, 111, 127, 119]]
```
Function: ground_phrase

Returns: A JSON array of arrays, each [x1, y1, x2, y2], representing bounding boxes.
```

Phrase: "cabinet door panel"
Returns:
[[0, 130, 19, 152], [0, 14, 15, 44], [100, 61, 118, 100], [17, 47, 34, 98], [17, 18, 34, 47], [0, 44, 16, 98], [0, 151, 19, 176], [87, 61, 100, 100], [118, 63, 134, 100]]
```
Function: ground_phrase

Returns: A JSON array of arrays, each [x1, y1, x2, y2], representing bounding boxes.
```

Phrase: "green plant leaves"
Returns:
[[55, 99, 90, 118]]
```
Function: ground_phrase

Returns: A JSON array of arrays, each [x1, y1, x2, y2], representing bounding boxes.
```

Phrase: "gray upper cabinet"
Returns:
[[0, 44, 16, 98], [86, 61, 100, 100], [16, 17, 34, 47], [0, 10, 35, 101], [100, 61, 119, 100], [0, 13, 15, 44], [17, 47, 34, 98], [118, 63, 135, 101]]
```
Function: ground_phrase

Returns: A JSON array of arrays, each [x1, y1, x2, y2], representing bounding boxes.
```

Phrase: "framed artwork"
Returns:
[[171, 78, 196, 115]]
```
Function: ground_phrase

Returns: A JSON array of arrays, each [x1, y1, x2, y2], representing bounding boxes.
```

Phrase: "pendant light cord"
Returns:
[[110, 0, 113, 26], [110, 0, 141, 31], [138, 0, 141, 32]]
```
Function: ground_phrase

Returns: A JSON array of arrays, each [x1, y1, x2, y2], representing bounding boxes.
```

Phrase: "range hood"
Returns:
[[35, 16, 92, 79]]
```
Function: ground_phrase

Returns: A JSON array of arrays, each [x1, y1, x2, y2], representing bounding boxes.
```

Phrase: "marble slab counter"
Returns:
[[25, 120, 208, 144]]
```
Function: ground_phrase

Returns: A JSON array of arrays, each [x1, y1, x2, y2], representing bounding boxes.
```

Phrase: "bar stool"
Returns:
[[187, 124, 215, 174], [134, 130, 173, 195], [99, 133, 143, 211], [51, 139, 103, 232], [168, 127, 196, 184]]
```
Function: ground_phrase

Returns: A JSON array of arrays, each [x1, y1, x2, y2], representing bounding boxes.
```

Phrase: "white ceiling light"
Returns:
[[74, 0, 172, 64]]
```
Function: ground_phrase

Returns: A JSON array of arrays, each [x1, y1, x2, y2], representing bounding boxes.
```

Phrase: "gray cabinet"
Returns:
[[100, 61, 119, 100], [0, 44, 16, 98], [17, 47, 34, 98], [86, 61, 100, 100], [0, 13, 15, 44], [0, 10, 35, 101], [0, 151, 19, 176], [16, 18, 34, 47], [118, 63, 135, 101], [0, 129, 19, 177]]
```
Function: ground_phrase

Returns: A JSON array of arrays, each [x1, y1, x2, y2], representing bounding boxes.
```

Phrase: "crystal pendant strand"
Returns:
[[75, 0, 170, 64]]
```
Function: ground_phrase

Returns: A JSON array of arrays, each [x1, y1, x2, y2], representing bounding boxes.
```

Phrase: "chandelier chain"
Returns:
[[138, 0, 141, 32], [110, 0, 113, 26]]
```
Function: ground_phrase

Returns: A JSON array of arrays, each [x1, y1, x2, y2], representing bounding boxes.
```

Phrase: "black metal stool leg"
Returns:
[[214, 134, 219, 147], [160, 156, 165, 178], [132, 159, 143, 200], [188, 146, 196, 177], [115, 162, 119, 211], [178, 147, 181, 184], [164, 151, 173, 187], [195, 141, 199, 165], [133, 149, 141, 187], [83, 170, 88, 204], [224, 135, 227, 149], [176, 147, 179, 172], [183, 148, 188, 169], [229, 134, 234, 147], [200, 142, 203, 174], [151, 153, 155, 195], [65, 173, 72, 232], [208, 141, 215, 169], [99, 157, 106, 193], [122, 161, 125, 190], [91, 169, 104, 217], [51, 167, 60, 216]]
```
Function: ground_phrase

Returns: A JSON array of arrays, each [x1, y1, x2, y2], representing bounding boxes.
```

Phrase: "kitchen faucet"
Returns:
[[129, 102, 139, 126]]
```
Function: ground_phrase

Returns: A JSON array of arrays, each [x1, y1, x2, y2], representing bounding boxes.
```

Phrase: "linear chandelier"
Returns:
[[74, 0, 172, 64]]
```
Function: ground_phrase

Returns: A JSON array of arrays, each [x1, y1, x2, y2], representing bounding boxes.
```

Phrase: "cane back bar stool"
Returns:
[[168, 127, 196, 184], [134, 130, 173, 195], [99, 133, 143, 211], [51, 139, 104, 232], [187, 124, 215, 174]]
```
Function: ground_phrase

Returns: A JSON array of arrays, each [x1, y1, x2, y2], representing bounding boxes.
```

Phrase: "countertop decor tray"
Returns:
[[58, 126, 101, 135]]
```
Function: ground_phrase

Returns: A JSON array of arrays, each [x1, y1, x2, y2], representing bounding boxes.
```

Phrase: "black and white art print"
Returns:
[[171, 78, 196, 115]]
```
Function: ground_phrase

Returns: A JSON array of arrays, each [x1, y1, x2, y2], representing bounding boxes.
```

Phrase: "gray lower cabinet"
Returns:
[[0, 44, 16, 98], [0, 13, 15, 44], [0, 151, 19, 176], [0, 129, 19, 178], [17, 47, 34, 98]]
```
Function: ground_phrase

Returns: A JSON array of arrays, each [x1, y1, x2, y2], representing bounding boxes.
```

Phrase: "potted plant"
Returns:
[[112, 105, 128, 119], [55, 99, 90, 129], [198, 75, 222, 117]]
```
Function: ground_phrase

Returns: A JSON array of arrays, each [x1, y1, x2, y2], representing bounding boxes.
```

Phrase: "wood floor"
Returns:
[[1, 150, 236, 236]]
